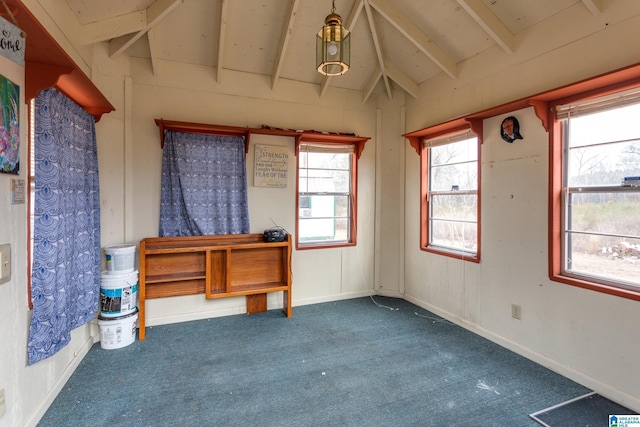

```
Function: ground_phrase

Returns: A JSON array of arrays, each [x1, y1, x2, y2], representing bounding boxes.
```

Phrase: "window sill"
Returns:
[[550, 273, 640, 301], [296, 241, 356, 250], [421, 246, 480, 263]]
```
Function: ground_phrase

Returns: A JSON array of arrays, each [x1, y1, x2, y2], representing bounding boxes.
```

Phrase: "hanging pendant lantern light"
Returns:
[[316, 0, 350, 76]]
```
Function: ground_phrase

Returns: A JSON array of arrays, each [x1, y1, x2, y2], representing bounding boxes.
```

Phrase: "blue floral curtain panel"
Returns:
[[159, 131, 250, 236], [28, 88, 101, 365]]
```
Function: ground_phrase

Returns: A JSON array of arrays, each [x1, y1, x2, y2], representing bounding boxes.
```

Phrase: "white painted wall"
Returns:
[[403, 1, 640, 412], [3, 0, 640, 425], [127, 58, 379, 325], [0, 2, 130, 426]]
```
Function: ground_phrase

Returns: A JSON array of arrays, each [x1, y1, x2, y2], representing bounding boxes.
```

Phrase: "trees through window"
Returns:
[[554, 90, 640, 292], [422, 131, 480, 261]]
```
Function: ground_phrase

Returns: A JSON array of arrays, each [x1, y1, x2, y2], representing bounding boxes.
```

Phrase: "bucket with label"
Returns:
[[100, 270, 138, 317], [104, 244, 136, 273], [98, 309, 138, 350]]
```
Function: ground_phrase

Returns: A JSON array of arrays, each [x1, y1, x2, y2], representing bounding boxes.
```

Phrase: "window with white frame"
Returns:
[[555, 89, 640, 292], [422, 130, 479, 260], [297, 142, 356, 248]]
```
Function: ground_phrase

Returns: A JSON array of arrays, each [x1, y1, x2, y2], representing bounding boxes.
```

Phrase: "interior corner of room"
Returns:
[[1, 0, 639, 425]]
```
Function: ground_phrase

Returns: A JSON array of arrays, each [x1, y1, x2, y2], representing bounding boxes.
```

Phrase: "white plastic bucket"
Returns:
[[104, 244, 136, 273], [100, 270, 138, 317], [98, 310, 138, 350]]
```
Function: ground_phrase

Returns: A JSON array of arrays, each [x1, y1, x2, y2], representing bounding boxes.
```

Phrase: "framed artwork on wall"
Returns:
[[0, 74, 19, 174], [500, 116, 523, 143]]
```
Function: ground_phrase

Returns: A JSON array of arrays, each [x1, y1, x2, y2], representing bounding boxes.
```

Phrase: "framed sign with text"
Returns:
[[254, 144, 288, 188], [0, 16, 25, 66]]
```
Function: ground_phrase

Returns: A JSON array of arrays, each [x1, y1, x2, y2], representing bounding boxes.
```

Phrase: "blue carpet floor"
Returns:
[[38, 297, 591, 426]]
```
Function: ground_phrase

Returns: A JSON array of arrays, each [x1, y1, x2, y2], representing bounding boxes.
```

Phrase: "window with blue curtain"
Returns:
[[28, 88, 101, 365], [159, 131, 250, 236]]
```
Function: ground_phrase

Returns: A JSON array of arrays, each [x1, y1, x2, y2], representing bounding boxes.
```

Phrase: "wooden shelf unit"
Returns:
[[139, 233, 292, 340]]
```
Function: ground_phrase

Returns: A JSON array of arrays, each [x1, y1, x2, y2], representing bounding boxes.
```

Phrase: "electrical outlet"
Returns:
[[0, 387, 5, 417], [511, 304, 522, 320], [0, 244, 10, 285]]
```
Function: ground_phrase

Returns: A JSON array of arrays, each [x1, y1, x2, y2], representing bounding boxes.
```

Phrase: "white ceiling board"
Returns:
[[65, 0, 154, 24], [62, 0, 623, 97], [481, 0, 582, 34], [151, 0, 219, 67]]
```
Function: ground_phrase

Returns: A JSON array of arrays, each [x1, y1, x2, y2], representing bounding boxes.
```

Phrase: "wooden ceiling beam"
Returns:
[[271, 0, 300, 89], [147, 28, 159, 75], [81, 10, 146, 44], [582, 0, 603, 15], [368, 0, 457, 79], [108, 0, 183, 59], [363, 0, 391, 99], [216, 0, 228, 83], [456, 0, 515, 54], [362, 69, 382, 104], [385, 61, 418, 99]]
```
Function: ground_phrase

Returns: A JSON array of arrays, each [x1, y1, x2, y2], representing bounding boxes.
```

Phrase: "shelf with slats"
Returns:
[[138, 233, 292, 340]]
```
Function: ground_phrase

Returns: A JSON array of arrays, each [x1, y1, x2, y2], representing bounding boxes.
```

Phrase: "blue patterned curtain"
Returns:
[[159, 131, 250, 236], [28, 88, 101, 365]]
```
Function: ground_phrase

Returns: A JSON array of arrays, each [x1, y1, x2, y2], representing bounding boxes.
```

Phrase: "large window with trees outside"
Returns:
[[422, 130, 480, 261], [553, 89, 640, 294]]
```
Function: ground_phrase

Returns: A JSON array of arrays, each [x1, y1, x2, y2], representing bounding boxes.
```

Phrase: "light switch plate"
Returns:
[[0, 244, 11, 285]]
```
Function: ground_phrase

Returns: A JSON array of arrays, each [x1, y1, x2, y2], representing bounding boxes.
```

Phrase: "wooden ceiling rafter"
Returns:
[[368, 0, 457, 80], [322, 0, 445, 102], [456, 0, 515, 54], [107, 0, 183, 60], [216, 0, 228, 83], [271, 0, 300, 90], [363, 0, 392, 100]]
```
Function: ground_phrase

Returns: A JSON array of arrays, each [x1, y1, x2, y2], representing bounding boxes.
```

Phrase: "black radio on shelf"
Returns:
[[263, 227, 287, 242]]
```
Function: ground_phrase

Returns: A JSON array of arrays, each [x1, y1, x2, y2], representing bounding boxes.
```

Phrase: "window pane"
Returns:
[[306, 152, 351, 170], [334, 195, 350, 217], [565, 233, 640, 287], [568, 140, 640, 186], [298, 195, 349, 218], [431, 194, 477, 221], [568, 102, 640, 148], [430, 219, 477, 252], [431, 138, 477, 166], [425, 135, 479, 257], [299, 217, 349, 242], [300, 169, 350, 193], [430, 162, 477, 191], [561, 96, 640, 292], [297, 145, 355, 247], [569, 192, 640, 236]]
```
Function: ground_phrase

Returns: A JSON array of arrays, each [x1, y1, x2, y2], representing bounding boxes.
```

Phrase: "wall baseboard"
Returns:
[[403, 294, 640, 413], [143, 290, 377, 328], [26, 327, 97, 427]]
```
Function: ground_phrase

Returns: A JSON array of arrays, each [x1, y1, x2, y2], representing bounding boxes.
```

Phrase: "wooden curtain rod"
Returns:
[[154, 119, 371, 158]]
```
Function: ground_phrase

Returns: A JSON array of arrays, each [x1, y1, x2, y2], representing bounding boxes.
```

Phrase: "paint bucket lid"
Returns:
[[98, 307, 138, 322]]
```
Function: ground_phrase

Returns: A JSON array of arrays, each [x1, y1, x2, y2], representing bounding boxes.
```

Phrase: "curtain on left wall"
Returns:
[[28, 88, 101, 365]]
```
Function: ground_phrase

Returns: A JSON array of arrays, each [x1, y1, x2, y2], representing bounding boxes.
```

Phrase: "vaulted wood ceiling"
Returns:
[[65, 0, 604, 102]]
